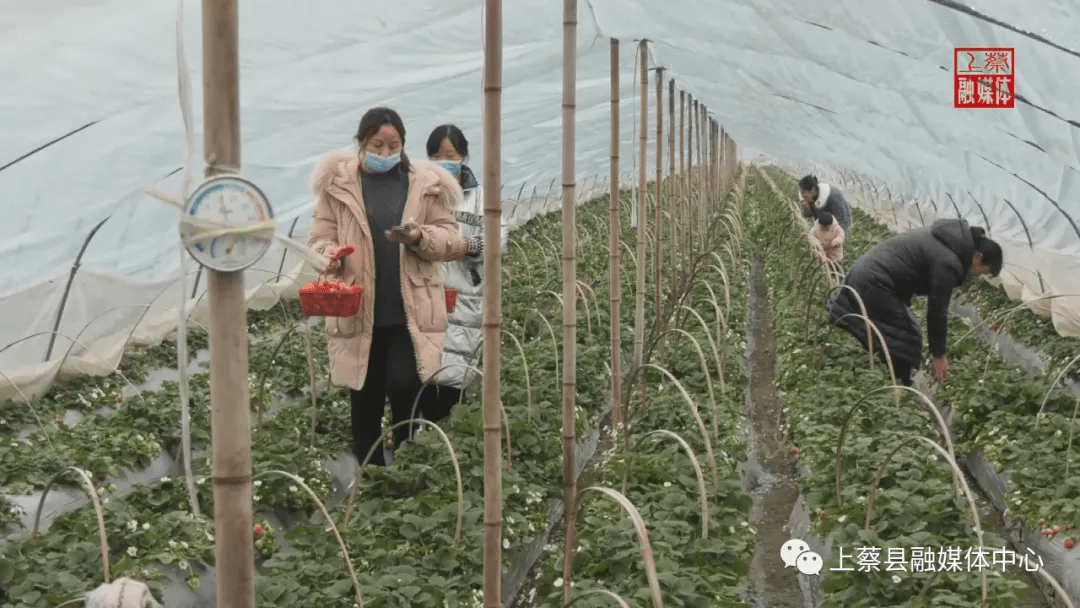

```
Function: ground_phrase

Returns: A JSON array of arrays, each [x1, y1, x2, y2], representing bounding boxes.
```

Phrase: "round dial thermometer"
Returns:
[[182, 175, 274, 272]]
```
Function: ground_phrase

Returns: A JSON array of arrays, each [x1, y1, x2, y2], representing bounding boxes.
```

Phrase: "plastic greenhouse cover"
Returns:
[[0, 0, 1078, 399]]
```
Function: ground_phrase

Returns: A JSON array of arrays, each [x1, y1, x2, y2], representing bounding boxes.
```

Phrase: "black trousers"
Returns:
[[849, 331, 914, 386], [415, 384, 462, 424], [349, 325, 439, 467]]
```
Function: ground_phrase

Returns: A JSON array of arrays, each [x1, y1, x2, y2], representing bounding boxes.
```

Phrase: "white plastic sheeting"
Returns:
[[1, 0, 1078, 400]]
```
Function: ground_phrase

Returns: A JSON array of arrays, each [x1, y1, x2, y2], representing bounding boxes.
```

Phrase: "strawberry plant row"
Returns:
[[530, 176, 757, 607], [805, 171, 1080, 604], [955, 280, 1079, 383], [0, 320, 334, 500], [751, 168, 1034, 606], [1, 183, 755, 608]]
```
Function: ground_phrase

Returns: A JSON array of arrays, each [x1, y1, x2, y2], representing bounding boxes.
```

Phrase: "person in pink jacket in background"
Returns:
[[808, 211, 845, 263]]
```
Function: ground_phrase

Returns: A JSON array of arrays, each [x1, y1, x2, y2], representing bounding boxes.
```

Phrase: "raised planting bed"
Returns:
[[750, 167, 1041, 606], [935, 304, 1080, 604], [0, 183, 756, 607], [797, 170, 1080, 606], [954, 280, 1080, 385], [526, 170, 757, 607]]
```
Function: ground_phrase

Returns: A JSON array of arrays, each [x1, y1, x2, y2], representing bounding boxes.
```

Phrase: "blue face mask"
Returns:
[[436, 160, 461, 177], [363, 151, 401, 173]]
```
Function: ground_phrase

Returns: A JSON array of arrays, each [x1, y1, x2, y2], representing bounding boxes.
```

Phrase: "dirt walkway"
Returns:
[[744, 254, 806, 607]]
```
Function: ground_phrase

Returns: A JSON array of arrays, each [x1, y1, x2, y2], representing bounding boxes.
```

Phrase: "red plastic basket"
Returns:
[[298, 281, 363, 317], [444, 289, 458, 313]]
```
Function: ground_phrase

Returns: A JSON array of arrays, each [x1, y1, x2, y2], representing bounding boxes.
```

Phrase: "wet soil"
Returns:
[[744, 254, 806, 607]]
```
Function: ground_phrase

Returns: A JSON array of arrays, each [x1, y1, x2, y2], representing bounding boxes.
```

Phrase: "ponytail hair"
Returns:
[[971, 226, 1003, 277], [798, 175, 819, 192]]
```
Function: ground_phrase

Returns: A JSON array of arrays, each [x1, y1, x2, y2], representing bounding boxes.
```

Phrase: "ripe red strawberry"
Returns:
[[1038, 518, 1045, 528], [330, 244, 355, 261], [1065, 538, 1075, 550], [791, 447, 799, 455], [254, 524, 264, 538]]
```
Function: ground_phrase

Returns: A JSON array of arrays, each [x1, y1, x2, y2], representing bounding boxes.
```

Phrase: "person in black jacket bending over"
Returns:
[[828, 219, 1002, 386], [800, 175, 852, 233]]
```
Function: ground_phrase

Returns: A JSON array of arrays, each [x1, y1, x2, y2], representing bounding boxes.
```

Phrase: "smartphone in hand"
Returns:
[[389, 225, 411, 234]]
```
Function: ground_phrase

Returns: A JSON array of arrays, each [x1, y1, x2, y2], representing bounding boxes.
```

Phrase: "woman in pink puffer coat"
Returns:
[[308, 107, 482, 466]]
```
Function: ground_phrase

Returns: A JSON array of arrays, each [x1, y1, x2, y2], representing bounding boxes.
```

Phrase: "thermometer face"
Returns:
[[182, 175, 274, 272]]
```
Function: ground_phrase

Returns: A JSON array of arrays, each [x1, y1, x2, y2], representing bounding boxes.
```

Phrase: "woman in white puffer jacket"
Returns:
[[418, 124, 509, 421]]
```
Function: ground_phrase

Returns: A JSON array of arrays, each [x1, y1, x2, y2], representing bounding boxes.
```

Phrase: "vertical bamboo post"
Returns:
[[707, 119, 713, 201], [686, 94, 694, 261], [705, 111, 711, 216], [679, 90, 686, 273], [481, 0, 504, 604], [725, 130, 731, 192], [560, 0, 578, 603], [634, 40, 648, 413], [718, 124, 723, 194], [711, 120, 717, 201], [202, 1, 254, 606], [687, 95, 694, 173], [721, 131, 726, 188], [709, 120, 714, 195], [608, 38, 623, 439], [701, 109, 708, 206], [667, 78, 675, 297], [694, 100, 702, 226], [720, 129, 726, 191], [699, 105, 706, 222], [679, 90, 685, 178], [653, 68, 663, 327], [716, 123, 721, 194]]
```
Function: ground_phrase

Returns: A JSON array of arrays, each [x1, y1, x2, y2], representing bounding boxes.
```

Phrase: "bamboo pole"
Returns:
[[716, 123, 721, 194], [707, 119, 713, 200], [700, 109, 706, 205], [481, 0, 503, 604], [679, 90, 685, 177], [687, 95, 694, 173], [718, 124, 723, 194], [720, 126, 726, 195], [667, 78, 675, 297], [560, 0, 578, 603], [634, 40, 648, 413], [202, 0, 254, 606], [711, 120, 717, 201], [609, 39, 622, 435], [697, 101, 703, 236], [709, 120, 714, 197], [686, 94, 694, 265], [679, 90, 686, 275], [701, 109, 708, 206], [705, 110, 710, 215], [699, 104, 705, 224], [653, 68, 663, 329], [722, 130, 727, 188]]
